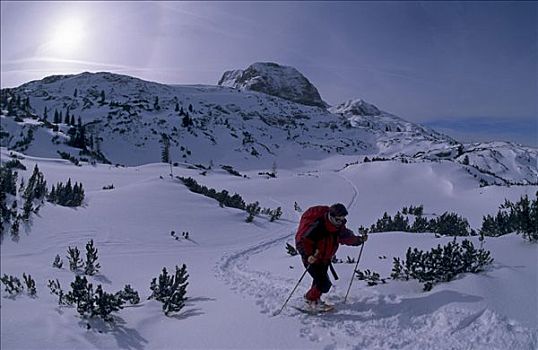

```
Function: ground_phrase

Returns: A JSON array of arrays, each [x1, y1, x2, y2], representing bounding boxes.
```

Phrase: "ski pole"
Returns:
[[344, 238, 366, 304], [273, 264, 310, 316]]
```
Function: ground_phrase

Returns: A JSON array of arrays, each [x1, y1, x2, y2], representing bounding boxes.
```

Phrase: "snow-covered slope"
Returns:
[[1, 149, 536, 349], [1, 69, 536, 185]]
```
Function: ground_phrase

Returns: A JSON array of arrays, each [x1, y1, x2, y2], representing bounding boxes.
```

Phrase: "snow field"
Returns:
[[1, 150, 537, 349]]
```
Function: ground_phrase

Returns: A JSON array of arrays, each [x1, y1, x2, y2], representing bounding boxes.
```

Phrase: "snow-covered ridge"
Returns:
[[1, 69, 536, 185], [218, 62, 327, 108]]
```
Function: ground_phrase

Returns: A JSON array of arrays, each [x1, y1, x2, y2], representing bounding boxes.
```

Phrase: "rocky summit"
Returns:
[[218, 62, 327, 108]]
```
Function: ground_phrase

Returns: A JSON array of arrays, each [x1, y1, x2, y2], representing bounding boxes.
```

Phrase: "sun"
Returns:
[[48, 18, 86, 56]]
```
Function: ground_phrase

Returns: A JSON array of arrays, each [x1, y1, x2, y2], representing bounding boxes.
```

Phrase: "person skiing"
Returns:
[[295, 203, 367, 311]]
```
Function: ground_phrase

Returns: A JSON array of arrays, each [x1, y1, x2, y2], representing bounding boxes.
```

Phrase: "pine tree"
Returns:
[[175, 102, 180, 112], [21, 196, 33, 221], [161, 134, 170, 164], [47, 279, 68, 305], [23, 165, 47, 202], [67, 246, 84, 271], [149, 265, 189, 316], [246, 201, 261, 222], [53, 254, 63, 268], [0, 165, 18, 196], [23, 273, 37, 296], [115, 285, 140, 305], [65, 275, 94, 316], [91, 285, 124, 322], [84, 239, 101, 276], [100, 90, 105, 103], [53, 109, 59, 124], [74, 88, 78, 97], [43, 106, 48, 121], [10, 216, 20, 241]]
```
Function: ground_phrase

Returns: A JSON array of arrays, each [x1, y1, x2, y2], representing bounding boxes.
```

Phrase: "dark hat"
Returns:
[[329, 203, 348, 217]]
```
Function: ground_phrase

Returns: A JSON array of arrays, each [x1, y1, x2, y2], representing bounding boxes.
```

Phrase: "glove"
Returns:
[[358, 234, 368, 244], [307, 249, 319, 264]]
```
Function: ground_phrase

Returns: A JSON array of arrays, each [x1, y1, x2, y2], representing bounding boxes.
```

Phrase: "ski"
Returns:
[[291, 305, 335, 315]]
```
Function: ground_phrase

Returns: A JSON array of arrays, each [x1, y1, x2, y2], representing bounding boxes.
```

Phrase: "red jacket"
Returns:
[[296, 206, 362, 264]]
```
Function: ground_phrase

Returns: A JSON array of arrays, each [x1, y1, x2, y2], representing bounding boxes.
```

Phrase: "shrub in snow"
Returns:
[[92, 285, 124, 322], [0, 274, 24, 296], [115, 284, 140, 305], [0, 273, 36, 297], [22, 273, 37, 296], [4, 159, 26, 171], [355, 269, 386, 286], [10, 216, 21, 241], [269, 207, 283, 222], [64, 276, 125, 322], [84, 239, 101, 276], [391, 239, 493, 291], [48, 179, 85, 207], [23, 165, 47, 202], [369, 207, 473, 236], [52, 254, 63, 269], [65, 275, 94, 315], [245, 201, 261, 222], [179, 176, 281, 222], [47, 279, 69, 306], [480, 192, 537, 242], [179, 176, 246, 209], [67, 246, 84, 272], [429, 212, 471, 236], [0, 166, 18, 196], [149, 265, 189, 316], [286, 243, 298, 256]]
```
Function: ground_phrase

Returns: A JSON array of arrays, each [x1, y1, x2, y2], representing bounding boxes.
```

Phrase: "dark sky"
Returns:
[[1, 1, 536, 145]]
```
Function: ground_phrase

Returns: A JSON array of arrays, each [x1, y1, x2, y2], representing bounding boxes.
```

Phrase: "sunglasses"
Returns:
[[332, 215, 346, 224]]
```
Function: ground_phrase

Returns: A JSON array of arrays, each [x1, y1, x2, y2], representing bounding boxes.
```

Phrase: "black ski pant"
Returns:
[[306, 263, 332, 294]]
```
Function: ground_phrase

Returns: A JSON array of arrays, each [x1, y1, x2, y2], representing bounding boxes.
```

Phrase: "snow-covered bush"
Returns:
[[149, 265, 189, 316], [391, 239, 493, 291]]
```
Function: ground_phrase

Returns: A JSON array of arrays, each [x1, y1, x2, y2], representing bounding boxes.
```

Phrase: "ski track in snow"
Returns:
[[336, 172, 359, 212], [215, 178, 538, 350]]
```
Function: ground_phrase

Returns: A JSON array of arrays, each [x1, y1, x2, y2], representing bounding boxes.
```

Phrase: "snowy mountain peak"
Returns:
[[218, 62, 327, 108], [329, 99, 381, 116]]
